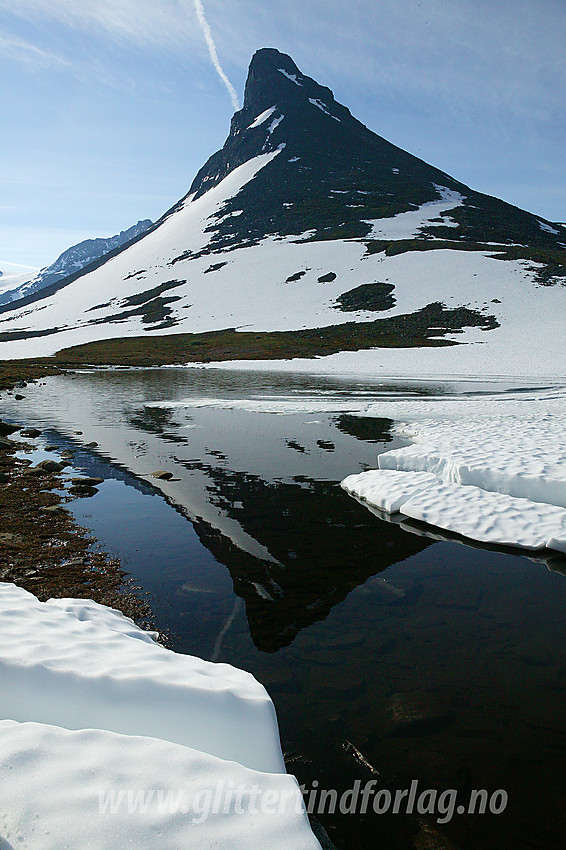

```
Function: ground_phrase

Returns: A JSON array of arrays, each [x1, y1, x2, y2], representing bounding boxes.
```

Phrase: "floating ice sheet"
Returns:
[[342, 469, 566, 550], [342, 388, 566, 552], [377, 412, 566, 509], [401, 479, 566, 550], [341, 469, 438, 513]]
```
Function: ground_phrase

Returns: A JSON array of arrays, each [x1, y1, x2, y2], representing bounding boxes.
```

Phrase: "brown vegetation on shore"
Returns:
[[0, 426, 152, 625]]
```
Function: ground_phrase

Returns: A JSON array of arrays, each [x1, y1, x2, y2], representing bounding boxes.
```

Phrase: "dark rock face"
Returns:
[[172, 47, 565, 280], [180, 48, 460, 253]]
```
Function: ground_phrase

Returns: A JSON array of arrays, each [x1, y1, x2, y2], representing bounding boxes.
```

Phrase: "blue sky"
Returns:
[[1, 0, 565, 268]]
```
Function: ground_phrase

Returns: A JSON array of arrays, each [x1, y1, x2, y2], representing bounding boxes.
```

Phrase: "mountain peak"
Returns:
[[0, 48, 563, 376], [247, 47, 302, 78], [183, 48, 461, 244], [240, 48, 344, 125]]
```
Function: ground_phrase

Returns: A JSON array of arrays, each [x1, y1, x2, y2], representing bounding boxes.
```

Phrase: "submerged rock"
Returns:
[[381, 692, 455, 738], [69, 485, 99, 498], [150, 470, 174, 480]]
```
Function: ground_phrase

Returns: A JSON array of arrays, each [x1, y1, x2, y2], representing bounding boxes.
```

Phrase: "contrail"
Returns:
[[193, 0, 240, 111], [211, 597, 241, 661]]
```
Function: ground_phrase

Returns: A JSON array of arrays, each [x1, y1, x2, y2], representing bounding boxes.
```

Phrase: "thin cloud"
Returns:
[[0, 31, 71, 68], [0, 0, 202, 49]]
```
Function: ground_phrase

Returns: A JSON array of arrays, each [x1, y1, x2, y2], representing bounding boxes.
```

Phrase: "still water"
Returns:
[[2, 368, 565, 849]]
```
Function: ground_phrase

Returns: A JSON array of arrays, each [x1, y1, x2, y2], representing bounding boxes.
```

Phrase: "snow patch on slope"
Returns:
[[248, 106, 276, 129], [308, 97, 340, 121], [364, 185, 464, 239], [538, 220, 559, 235], [267, 114, 284, 134], [278, 68, 302, 85]]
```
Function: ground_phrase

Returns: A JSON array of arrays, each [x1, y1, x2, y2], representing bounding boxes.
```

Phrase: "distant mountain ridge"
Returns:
[[0, 48, 563, 377], [0, 220, 152, 306]]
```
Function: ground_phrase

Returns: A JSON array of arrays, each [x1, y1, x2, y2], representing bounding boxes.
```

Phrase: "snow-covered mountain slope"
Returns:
[[0, 261, 39, 296], [0, 220, 151, 306], [0, 48, 564, 377]]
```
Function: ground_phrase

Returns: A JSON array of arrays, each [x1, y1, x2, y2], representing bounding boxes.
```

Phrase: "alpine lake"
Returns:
[[2, 367, 565, 850]]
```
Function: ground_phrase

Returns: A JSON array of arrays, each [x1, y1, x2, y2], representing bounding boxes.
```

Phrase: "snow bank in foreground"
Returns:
[[342, 390, 566, 553], [0, 721, 318, 850], [0, 583, 283, 773], [0, 584, 320, 849]]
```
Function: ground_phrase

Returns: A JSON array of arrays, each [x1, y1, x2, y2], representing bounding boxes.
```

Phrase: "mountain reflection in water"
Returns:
[[1, 368, 565, 850]]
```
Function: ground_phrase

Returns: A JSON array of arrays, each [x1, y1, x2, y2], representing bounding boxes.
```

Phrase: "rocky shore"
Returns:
[[0, 371, 151, 625]]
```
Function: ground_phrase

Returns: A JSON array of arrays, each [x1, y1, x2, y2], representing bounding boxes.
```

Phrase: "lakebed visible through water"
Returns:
[[2, 367, 565, 850]]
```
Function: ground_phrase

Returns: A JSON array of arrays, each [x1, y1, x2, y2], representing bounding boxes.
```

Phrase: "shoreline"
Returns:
[[0, 374, 153, 626]]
